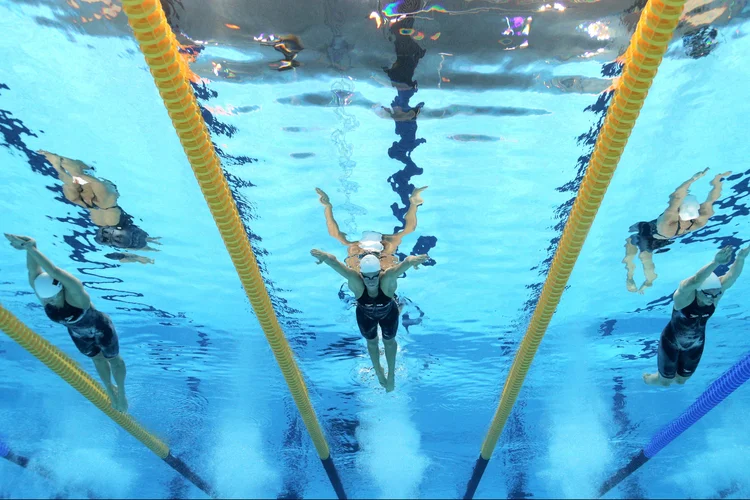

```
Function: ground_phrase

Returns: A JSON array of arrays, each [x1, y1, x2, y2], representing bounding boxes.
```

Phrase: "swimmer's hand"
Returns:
[[737, 246, 750, 260], [311, 249, 332, 264], [409, 186, 428, 207], [691, 168, 710, 181], [315, 188, 331, 205], [407, 254, 429, 269], [714, 245, 733, 265], [4, 234, 36, 250], [711, 171, 732, 185]]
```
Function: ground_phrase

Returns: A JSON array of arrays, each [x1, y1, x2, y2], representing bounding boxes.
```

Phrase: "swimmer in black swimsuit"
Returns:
[[310, 248, 429, 392], [624, 168, 731, 294], [5, 234, 129, 412], [643, 245, 748, 387]]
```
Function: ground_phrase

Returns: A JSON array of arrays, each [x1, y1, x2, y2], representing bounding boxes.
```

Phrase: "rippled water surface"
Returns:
[[1, 0, 749, 498]]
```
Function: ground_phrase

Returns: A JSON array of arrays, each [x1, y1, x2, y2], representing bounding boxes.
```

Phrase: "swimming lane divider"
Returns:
[[599, 351, 750, 497], [462, 0, 689, 496], [0, 304, 217, 498], [118, 1, 346, 498]]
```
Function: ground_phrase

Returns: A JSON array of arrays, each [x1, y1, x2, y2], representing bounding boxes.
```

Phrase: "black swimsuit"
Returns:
[[355, 286, 399, 340], [44, 301, 119, 358], [630, 218, 696, 254], [658, 294, 715, 378]]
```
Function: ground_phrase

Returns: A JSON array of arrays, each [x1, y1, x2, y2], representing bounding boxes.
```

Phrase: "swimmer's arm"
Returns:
[[26, 247, 91, 306], [720, 247, 748, 290], [665, 169, 709, 214], [320, 253, 360, 280], [674, 260, 720, 306], [382, 254, 429, 281], [316, 188, 353, 245], [26, 248, 42, 288]]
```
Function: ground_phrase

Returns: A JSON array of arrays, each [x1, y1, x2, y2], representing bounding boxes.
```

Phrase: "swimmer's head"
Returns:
[[95, 226, 147, 249], [33, 273, 63, 302], [698, 272, 722, 301], [678, 195, 700, 221], [360, 254, 381, 283]]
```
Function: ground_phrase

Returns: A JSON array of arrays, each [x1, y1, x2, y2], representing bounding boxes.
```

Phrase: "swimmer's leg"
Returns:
[[366, 338, 387, 388], [381, 305, 400, 393], [108, 355, 128, 412], [644, 328, 677, 387], [637, 250, 658, 293], [358, 307, 386, 387], [383, 338, 397, 393], [623, 237, 639, 292], [92, 352, 121, 409]]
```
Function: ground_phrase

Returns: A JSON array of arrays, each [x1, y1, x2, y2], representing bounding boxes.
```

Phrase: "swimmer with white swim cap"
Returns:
[[4, 234, 130, 412], [624, 168, 732, 294], [311, 243, 429, 393], [643, 245, 749, 387]]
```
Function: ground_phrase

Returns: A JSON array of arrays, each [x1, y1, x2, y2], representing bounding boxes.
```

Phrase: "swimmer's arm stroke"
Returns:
[[674, 245, 732, 308], [310, 249, 362, 289], [25, 243, 91, 306], [665, 168, 709, 215], [380, 254, 429, 292], [719, 246, 749, 290]]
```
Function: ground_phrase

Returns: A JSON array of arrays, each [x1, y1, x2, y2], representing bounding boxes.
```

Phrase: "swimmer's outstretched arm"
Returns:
[[383, 186, 427, 247], [719, 246, 749, 290], [664, 168, 709, 215], [311, 249, 361, 285], [698, 171, 732, 219], [674, 246, 732, 307], [316, 188, 354, 246], [22, 238, 91, 307]]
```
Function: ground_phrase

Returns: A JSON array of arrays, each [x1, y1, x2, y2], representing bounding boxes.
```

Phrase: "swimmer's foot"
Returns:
[[385, 375, 395, 393], [375, 367, 387, 388], [626, 279, 637, 293], [643, 372, 671, 387], [117, 389, 129, 413], [106, 385, 120, 410]]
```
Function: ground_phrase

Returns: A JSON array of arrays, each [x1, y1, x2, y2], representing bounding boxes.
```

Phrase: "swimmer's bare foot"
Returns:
[[626, 278, 637, 293], [117, 388, 129, 413], [385, 375, 395, 393], [106, 385, 119, 409], [375, 367, 387, 388], [643, 372, 671, 386]]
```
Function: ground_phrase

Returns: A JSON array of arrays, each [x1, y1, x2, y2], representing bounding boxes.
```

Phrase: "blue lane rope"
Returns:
[[599, 351, 750, 497]]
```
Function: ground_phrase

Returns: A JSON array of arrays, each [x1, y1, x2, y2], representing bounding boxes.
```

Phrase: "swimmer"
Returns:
[[624, 168, 731, 293], [310, 249, 429, 392], [643, 245, 748, 387], [5, 234, 129, 412]]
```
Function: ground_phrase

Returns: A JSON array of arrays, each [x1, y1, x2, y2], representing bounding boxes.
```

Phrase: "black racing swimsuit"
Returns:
[[44, 301, 119, 358], [630, 218, 696, 253], [355, 286, 399, 340], [658, 294, 715, 378]]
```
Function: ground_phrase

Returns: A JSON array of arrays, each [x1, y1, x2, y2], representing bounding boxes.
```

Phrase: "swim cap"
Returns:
[[360, 254, 381, 274], [678, 195, 700, 221], [698, 272, 722, 291], [360, 231, 384, 252], [34, 273, 62, 299]]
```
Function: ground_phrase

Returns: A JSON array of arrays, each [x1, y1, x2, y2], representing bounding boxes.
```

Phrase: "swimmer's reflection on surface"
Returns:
[[39, 151, 161, 263]]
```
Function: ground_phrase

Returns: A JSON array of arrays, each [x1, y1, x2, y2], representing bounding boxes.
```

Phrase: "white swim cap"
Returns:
[[34, 273, 62, 299], [678, 195, 700, 221], [698, 272, 722, 291], [359, 254, 381, 274]]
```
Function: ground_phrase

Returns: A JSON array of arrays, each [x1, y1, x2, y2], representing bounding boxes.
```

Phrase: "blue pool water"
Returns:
[[1, 0, 749, 498]]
